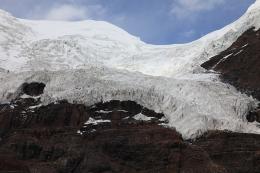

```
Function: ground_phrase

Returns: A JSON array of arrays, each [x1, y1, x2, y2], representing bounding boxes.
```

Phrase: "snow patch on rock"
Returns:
[[133, 113, 154, 121], [84, 117, 111, 126]]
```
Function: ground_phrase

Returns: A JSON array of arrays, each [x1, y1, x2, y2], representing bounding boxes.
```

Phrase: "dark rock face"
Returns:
[[201, 28, 260, 100], [21, 82, 46, 96], [3, 96, 260, 173], [194, 131, 260, 173], [0, 96, 227, 173], [247, 108, 260, 123]]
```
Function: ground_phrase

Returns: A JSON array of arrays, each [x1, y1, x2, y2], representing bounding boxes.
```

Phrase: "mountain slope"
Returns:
[[1, 1, 260, 172], [0, 1, 260, 140]]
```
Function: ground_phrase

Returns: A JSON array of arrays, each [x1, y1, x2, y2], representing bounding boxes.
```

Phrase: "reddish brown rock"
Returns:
[[3, 96, 260, 173], [194, 131, 260, 173], [21, 82, 46, 96], [201, 28, 260, 100], [0, 97, 226, 173]]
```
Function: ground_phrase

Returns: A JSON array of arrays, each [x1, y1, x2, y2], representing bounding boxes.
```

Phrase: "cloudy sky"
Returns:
[[0, 0, 255, 44]]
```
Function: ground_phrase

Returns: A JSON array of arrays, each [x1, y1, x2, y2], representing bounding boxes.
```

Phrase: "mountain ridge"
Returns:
[[0, 0, 259, 76]]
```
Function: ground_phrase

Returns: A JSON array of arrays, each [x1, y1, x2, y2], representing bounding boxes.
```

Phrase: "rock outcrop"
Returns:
[[194, 131, 260, 173], [201, 28, 260, 100], [0, 94, 228, 173], [21, 82, 46, 96]]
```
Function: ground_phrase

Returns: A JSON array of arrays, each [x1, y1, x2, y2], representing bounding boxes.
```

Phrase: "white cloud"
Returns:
[[45, 4, 87, 20], [171, 0, 225, 19], [182, 30, 195, 38], [28, 3, 106, 21]]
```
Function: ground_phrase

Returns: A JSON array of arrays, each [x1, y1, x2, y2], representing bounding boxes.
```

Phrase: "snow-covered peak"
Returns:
[[249, 0, 260, 12], [0, 1, 260, 76], [21, 19, 143, 45], [0, 8, 11, 16]]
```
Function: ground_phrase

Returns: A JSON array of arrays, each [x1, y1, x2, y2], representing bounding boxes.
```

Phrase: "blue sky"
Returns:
[[0, 0, 255, 44]]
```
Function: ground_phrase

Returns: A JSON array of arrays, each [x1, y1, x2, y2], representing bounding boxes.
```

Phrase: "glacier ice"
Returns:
[[0, 67, 258, 139]]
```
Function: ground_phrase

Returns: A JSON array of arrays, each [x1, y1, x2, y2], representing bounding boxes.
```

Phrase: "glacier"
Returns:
[[0, 0, 260, 139]]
